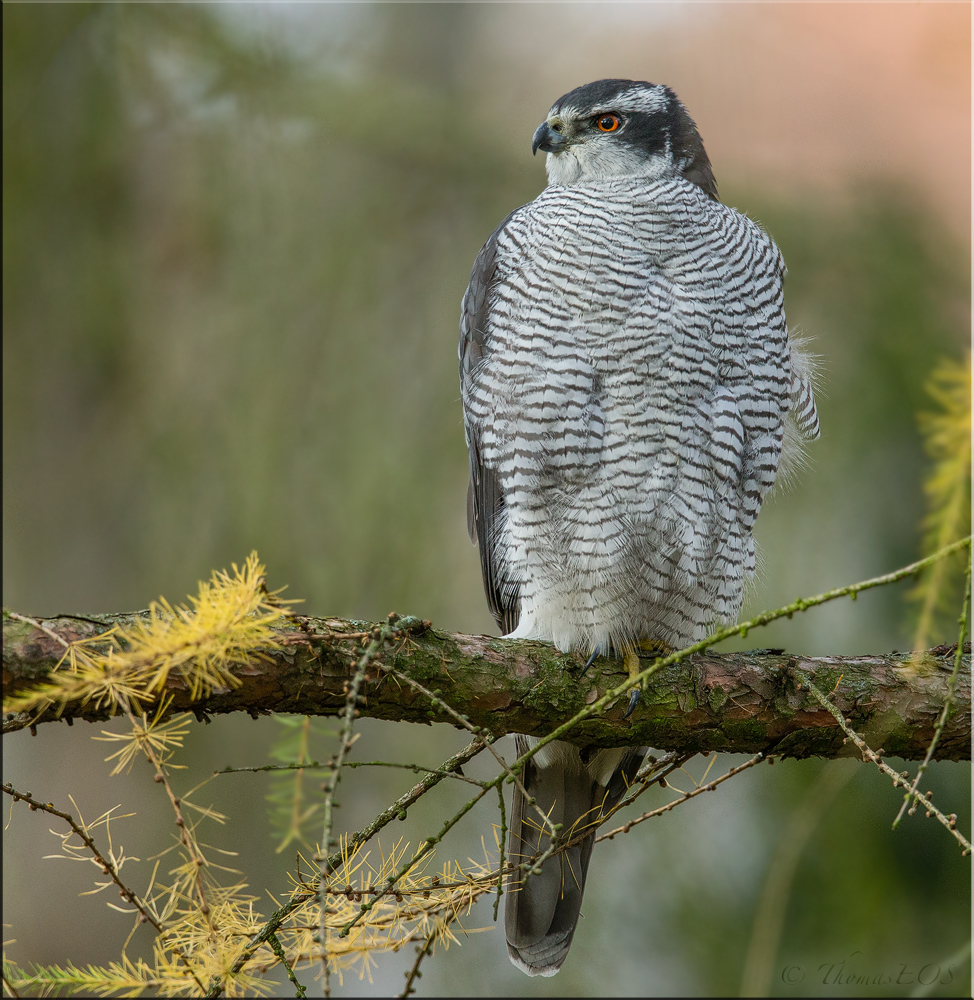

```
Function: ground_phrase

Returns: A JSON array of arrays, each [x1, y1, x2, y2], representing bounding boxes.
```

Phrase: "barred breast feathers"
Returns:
[[461, 173, 816, 654]]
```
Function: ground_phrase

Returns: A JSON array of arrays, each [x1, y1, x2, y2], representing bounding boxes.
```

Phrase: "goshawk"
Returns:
[[458, 78, 819, 977]]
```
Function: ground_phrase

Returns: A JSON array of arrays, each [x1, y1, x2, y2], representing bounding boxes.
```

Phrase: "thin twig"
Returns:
[[131, 708, 218, 939], [1, 782, 206, 994], [596, 753, 766, 842], [5, 612, 79, 653], [794, 669, 971, 855], [492, 783, 507, 922], [2, 783, 157, 926], [343, 760, 487, 787], [335, 784, 491, 940], [893, 545, 972, 828], [399, 927, 439, 999], [216, 757, 485, 784], [266, 932, 307, 998], [382, 664, 559, 840], [615, 751, 697, 813]]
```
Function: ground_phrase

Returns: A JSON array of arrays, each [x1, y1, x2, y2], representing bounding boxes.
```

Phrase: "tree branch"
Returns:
[[2, 611, 970, 761]]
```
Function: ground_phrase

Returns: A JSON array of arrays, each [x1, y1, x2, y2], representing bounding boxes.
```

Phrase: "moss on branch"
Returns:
[[2, 611, 969, 761]]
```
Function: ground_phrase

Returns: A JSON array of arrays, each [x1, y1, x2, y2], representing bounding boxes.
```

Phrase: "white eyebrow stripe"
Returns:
[[611, 85, 669, 113], [552, 85, 668, 121]]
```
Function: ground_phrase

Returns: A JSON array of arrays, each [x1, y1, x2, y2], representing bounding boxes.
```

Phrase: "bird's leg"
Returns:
[[623, 639, 671, 718], [622, 649, 642, 719]]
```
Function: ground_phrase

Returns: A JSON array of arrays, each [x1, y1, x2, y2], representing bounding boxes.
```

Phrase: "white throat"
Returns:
[[545, 145, 672, 186]]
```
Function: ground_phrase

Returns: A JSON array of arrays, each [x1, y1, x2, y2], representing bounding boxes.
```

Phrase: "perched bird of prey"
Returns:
[[458, 78, 819, 977]]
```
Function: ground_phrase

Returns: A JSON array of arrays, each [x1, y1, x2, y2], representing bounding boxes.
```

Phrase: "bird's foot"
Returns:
[[622, 640, 672, 719]]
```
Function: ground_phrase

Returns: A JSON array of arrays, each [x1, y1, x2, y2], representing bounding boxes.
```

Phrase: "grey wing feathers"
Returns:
[[459, 211, 521, 635]]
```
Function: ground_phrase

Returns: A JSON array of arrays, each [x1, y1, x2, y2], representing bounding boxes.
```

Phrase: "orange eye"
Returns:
[[596, 114, 621, 132]]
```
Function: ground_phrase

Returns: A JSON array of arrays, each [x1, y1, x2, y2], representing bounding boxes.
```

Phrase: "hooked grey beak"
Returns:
[[532, 121, 566, 156]]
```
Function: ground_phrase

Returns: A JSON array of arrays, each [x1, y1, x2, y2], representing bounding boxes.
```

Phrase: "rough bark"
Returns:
[[2, 611, 970, 761]]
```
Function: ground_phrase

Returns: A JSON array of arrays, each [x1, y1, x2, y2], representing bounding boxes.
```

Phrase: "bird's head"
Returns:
[[532, 79, 717, 198]]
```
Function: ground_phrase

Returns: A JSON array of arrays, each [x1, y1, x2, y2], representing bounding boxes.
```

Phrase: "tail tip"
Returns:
[[508, 946, 564, 977]]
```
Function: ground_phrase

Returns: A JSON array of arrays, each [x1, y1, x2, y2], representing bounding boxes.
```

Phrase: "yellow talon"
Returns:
[[624, 640, 672, 718]]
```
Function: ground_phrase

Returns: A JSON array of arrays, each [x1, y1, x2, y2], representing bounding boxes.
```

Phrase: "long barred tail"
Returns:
[[505, 737, 645, 976]]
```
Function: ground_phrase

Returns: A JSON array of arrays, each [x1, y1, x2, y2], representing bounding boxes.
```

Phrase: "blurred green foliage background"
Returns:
[[3, 4, 970, 997]]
